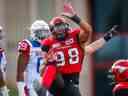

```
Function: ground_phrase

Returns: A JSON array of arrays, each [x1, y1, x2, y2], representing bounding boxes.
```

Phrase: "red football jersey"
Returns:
[[41, 28, 84, 74]]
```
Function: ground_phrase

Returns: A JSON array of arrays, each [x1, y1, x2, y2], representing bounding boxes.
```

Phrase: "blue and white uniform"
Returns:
[[18, 38, 44, 96], [0, 48, 7, 80]]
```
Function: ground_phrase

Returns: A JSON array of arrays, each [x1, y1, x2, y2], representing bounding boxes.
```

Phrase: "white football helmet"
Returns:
[[30, 20, 51, 40]]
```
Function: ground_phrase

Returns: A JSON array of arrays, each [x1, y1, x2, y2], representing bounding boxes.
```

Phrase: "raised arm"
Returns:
[[61, 3, 92, 44], [85, 25, 119, 54]]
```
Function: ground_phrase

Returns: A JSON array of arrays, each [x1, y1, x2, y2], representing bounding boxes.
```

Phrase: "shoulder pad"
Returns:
[[18, 40, 30, 51]]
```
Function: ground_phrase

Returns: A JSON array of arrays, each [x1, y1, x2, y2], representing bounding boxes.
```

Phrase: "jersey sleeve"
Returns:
[[18, 40, 30, 53], [70, 28, 81, 37]]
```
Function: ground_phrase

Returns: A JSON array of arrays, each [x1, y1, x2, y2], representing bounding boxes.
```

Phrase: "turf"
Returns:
[[9, 88, 18, 96]]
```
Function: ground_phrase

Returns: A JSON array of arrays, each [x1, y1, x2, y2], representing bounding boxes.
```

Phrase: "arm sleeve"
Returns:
[[71, 28, 81, 42], [71, 28, 80, 36]]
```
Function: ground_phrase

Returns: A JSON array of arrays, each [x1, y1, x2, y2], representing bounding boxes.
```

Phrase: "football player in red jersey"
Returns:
[[110, 59, 128, 96], [0, 26, 9, 96], [34, 3, 119, 96]]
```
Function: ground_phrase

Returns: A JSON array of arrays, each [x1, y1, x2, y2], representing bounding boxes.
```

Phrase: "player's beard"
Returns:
[[56, 32, 68, 41], [56, 34, 65, 41]]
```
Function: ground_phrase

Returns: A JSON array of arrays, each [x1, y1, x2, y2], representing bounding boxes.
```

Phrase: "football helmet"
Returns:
[[50, 17, 70, 41], [111, 59, 128, 83], [30, 20, 51, 40]]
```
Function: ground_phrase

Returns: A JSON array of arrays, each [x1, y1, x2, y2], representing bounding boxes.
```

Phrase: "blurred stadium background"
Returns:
[[0, 0, 128, 96]]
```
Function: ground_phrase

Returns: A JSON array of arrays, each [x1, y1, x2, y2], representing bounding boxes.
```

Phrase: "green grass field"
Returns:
[[9, 88, 18, 96]]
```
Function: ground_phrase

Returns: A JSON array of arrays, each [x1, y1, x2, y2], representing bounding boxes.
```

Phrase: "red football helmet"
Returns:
[[111, 59, 128, 83], [50, 17, 66, 25], [49, 17, 70, 41]]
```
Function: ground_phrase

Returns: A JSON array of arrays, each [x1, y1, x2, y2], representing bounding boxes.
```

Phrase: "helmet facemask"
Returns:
[[33, 28, 51, 40], [51, 22, 70, 41], [107, 69, 116, 86]]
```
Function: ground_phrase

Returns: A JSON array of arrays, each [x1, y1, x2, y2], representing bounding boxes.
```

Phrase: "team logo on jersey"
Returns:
[[65, 38, 74, 45], [52, 43, 61, 48]]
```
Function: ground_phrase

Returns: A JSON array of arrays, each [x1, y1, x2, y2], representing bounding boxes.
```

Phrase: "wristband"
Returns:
[[103, 32, 113, 42], [70, 15, 81, 25], [104, 25, 118, 42]]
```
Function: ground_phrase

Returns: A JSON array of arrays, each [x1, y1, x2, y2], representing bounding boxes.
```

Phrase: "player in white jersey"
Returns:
[[0, 26, 9, 96], [16, 20, 51, 96]]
